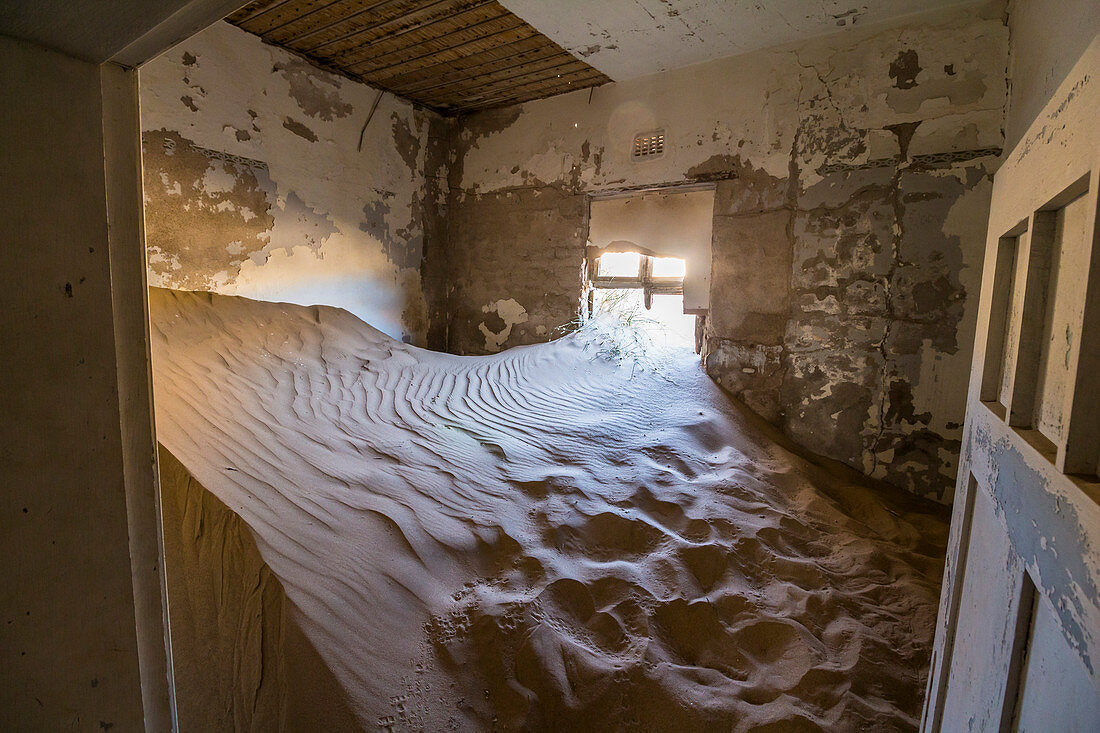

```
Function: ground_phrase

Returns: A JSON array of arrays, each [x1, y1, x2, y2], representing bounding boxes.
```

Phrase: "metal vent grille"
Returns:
[[632, 130, 665, 160]]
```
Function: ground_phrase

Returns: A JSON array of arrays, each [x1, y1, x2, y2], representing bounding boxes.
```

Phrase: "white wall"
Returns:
[[1006, 0, 1100, 150], [456, 1, 1005, 196], [0, 36, 160, 732], [140, 21, 438, 343]]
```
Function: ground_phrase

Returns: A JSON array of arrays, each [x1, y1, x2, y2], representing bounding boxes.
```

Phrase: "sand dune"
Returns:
[[149, 288, 948, 732]]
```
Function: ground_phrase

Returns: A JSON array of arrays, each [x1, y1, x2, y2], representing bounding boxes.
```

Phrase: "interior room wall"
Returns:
[[1, 36, 152, 732], [1005, 0, 1100, 151], [435, 0, 1009, 501], [139, 21, 442, 345]]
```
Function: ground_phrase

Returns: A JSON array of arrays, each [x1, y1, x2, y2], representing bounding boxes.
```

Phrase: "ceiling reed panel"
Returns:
[[226, 0, 610, 114]]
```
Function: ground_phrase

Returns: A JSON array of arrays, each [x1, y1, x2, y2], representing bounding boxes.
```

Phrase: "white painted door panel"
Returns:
[[939, 489, 1029, 731], [1014, 592, 1100, 732]]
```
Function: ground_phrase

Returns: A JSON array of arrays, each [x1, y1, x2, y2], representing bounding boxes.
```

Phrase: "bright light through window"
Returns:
[[590, 252, 695, 350], [651, 257, 686, 278], [598, 251, 642, 277], [591, 289, 695, 348]]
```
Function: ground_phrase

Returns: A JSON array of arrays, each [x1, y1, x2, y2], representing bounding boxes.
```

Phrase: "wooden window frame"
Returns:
[[590, 253, 683, 309]]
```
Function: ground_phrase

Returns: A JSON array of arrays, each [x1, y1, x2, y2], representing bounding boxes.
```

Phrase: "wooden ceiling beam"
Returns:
[[298, 0, 490, 54], [235, 0, 342, 34], [228, 0, 293, 26], [434, 64, 599, 107], [459, 70, 606, 112], [392, 38, 559, 93], [323, 4, 507, 67], [261, 0, 380, 38], [348, 19, 529, 78], [335, 10, 520, 70], [412, 57, 587, 103], [285, 0, 435, 51], [370, 33, 551, 89]]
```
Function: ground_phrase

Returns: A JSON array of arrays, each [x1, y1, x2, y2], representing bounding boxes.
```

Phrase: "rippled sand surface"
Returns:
[[150, 288, 948, 732]]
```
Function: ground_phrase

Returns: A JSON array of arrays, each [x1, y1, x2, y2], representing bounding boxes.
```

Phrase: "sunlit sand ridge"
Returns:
[[150, 288, 947, 732]]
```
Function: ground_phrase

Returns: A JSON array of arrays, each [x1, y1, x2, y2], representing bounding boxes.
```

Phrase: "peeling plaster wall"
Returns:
[[442, 1, 1008, 500], [140, 21, 436, 344], [419, 114, 454, 351], [499, 0, 988, 82], [441, 179, 587, 354]]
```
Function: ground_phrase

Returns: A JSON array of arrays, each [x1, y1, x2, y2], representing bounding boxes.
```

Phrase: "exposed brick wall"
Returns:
[[439, 186, 587, 355]]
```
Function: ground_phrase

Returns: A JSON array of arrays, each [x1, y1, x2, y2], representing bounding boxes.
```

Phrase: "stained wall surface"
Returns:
[[1005, 0, 1100, 150], [140, 21, 441, 344], [0, 36, 147, 732], [433, 1, 1009, 501]]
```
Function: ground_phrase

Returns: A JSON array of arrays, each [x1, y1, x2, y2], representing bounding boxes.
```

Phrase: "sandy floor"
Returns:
[[149, 288, 948, 732]]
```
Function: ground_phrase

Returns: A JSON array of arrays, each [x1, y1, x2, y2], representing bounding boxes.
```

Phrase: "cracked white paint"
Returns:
[[459, 3, 1004, 193], [479, 298, 530, 352], [500, 0, 976, 81]]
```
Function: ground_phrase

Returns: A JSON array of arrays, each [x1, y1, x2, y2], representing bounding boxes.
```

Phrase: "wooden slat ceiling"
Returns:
[[226, 0, 611, 115]]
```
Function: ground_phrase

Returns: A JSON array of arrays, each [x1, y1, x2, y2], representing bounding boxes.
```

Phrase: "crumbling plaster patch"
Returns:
[[441, 184, 587, 355], [140, 21, 433, 344], [479, 298, 530, 352], [142, 129, 277, 291], [441, 1, 1008, 500], [273, 57, 353, 122]]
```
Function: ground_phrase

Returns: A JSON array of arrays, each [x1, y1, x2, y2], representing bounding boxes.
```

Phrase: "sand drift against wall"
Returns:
[[149, 289, 948, 731]]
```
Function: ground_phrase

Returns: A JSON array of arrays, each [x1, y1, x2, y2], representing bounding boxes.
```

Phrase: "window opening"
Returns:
[[598, 251, 643, 278], [589, 252, 695, 348]]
